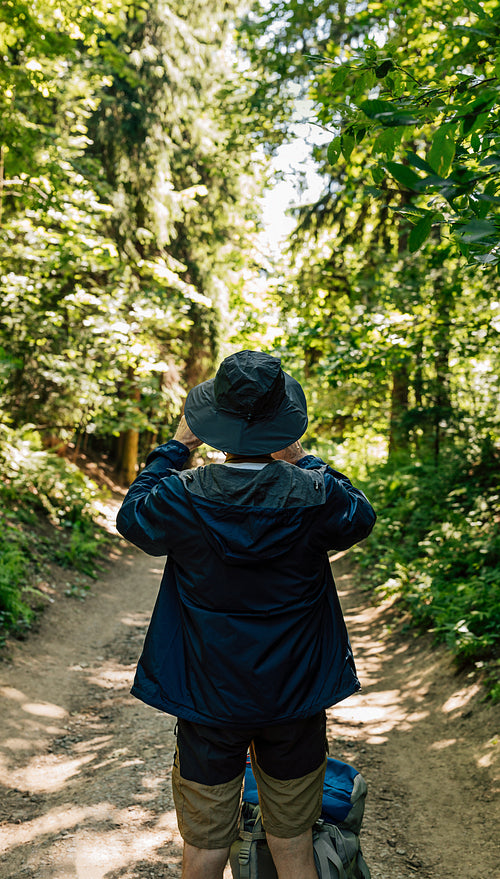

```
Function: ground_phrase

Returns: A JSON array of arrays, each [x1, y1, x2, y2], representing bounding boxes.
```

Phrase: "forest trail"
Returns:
[[0, 511, 499, 879]]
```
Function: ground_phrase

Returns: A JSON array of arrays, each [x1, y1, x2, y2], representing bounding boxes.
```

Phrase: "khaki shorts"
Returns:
[[172, 712, 328, 849]]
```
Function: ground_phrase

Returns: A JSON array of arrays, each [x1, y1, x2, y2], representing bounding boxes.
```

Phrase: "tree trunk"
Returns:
[[183, 302, 218, 390], [115, 366, 141, 485], [117, 428, 139, 485]]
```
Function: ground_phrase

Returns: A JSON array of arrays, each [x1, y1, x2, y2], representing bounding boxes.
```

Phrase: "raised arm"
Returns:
[[115, 417, 202, 556], [274, 442, 376, 551]]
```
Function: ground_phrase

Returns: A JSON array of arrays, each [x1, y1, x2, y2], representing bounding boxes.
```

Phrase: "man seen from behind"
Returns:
[[116, 350, 376, 879]]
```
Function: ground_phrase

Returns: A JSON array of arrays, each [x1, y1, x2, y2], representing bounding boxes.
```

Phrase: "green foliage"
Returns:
[[309, 0, 500, 262], [54, 521, 104, 577], [483, 665, 500, 704], [0, 525, 33, 632], [0, 425, 109, 637], [0, 0, 264, 463], [242, 0, 500, 462], [0, 427, 103, 526], [356, 441, 500, 673]]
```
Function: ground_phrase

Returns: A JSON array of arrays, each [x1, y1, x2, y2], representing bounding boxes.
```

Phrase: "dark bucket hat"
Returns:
[[184, 350, 308, 455]]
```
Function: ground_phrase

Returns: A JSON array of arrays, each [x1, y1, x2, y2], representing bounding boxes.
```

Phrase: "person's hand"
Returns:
[[271, 440, 307, 464], [173, 415, 203, 451]]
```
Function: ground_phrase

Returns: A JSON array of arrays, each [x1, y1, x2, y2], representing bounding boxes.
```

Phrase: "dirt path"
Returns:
[[0, 524, 498, 879], [332, 556, 499, 879]]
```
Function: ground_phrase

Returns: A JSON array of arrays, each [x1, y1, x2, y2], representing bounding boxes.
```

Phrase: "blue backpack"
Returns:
[[229, 758, 371, 879]]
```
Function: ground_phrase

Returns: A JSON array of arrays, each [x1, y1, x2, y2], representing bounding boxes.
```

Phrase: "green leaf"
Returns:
[[352, 69, 376, 98], [463, 111, 490, 136], [371, 165, 385, 184], [408, 213, 435, 252], [385, 161, 423, 190], [475, 191, 500, 205], [375, 59, 394, 78], [428, 125, 456, 177], [360, 99, 394, 119], [458, 219, 497, 243], [470, 194, 489, 219], [473, 253, 498, 264], [479, 154, 500, 168], [364, 185, 384, 198], [471, 133, 481, 153], [304, 53, 331, 63], [406, 152, 436, 175], [462, 0, 488, 16], [372, 129, 400, 159], [389, 205, 428, 217], [330, 66, 349, 91], [341, 134, 355, 160], [327, 137, 341, 165], [360, 99, 418, 126]]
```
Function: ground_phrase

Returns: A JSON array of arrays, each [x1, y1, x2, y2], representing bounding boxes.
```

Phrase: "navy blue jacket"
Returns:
[[116, 440, 376, 727]]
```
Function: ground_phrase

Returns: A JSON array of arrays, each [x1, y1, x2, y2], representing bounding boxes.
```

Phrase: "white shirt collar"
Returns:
[[222, 462, 270, 470]]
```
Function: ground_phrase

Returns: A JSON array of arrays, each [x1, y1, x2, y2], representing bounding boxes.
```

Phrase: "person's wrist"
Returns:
[[172, 415, 202, 451]]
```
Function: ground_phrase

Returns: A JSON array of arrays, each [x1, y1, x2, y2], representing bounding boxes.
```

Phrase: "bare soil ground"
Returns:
[[0, 511, 498, 879]]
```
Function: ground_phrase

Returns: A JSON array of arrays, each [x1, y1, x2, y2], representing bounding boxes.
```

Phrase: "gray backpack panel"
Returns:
[[337, 772, 368, 835], [229, 804, 371, 879], [313, 820, 371, 879]]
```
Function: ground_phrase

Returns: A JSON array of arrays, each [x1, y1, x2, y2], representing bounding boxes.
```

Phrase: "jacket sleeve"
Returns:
[[297, 454, 376, 551], [115, 440, 191, 556]]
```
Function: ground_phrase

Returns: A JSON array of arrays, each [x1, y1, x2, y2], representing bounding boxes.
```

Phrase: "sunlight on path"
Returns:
[[330, 558, 499, 879], [0, 546, 186, 879]]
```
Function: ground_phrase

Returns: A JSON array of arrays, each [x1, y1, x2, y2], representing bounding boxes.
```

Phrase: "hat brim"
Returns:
[[184, 371, 308, 455]]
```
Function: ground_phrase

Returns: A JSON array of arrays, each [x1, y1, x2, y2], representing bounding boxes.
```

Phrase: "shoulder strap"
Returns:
[[314, 832, 348, 879], [238, 811, 267, 879]]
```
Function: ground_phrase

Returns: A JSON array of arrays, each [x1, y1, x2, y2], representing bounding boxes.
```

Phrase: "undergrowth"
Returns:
[[357, 438, 500, 701], [0, 425, 111, 642]]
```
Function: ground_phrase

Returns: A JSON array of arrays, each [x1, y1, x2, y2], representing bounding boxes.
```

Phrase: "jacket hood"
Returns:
[[178, 461, 326, 564]]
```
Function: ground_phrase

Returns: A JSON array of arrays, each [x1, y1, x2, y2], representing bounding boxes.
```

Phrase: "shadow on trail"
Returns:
[[0, 664, 183, 877], [327, 555, 499, 879], [0, 549, 184, 879]]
